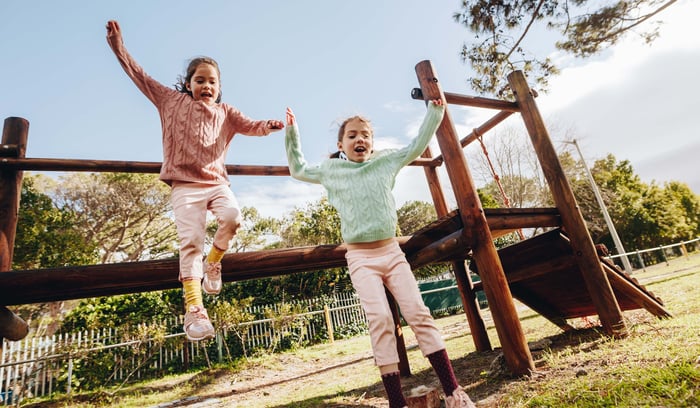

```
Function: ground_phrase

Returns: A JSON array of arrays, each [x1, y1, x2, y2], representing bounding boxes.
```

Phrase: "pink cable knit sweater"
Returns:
[[108, 41, 271, 186]]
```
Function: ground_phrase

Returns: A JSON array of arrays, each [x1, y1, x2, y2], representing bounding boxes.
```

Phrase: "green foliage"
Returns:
[[60, 291, 181, 333], [13, 175, 99, 270], [397, 200, 437, 235], [397, 201, 451, 278], [12, 175, 100, 333], [453, 0, 673, 96], [211, 206, 280, 253], [279, 197, 342, 246], [211, 297, 255, 360], [332, 321, 369, 339], [53, 172, 177, 263], [232, 197, 351, 301], [587, 154, 700, 251], [263, 302, 310, 353]]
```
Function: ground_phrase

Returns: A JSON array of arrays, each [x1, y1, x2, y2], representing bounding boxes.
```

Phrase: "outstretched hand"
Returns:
[[286, 107, 296, 126], [430, 98, 443, 106], [105, 20, 123, 47], [267, 120, 285, 131]]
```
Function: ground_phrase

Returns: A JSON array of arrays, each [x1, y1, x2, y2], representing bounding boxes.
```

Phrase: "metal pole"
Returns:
[[568, 139, 633, 273]]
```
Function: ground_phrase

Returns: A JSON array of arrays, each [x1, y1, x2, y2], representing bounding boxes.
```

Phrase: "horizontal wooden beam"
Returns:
[[411, 88, 519, 112], [0, 156, 441, 174], [0, 157, 292, 176], [0, 210, 560, 306], [0, 236, 404, 306], [0, 244, 345, 305], [0, 305, 28, 341]]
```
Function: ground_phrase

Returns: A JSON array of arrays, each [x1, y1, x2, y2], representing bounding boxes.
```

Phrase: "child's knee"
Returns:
[[369, 310, 395, 332], [220, 207, 242, 231]]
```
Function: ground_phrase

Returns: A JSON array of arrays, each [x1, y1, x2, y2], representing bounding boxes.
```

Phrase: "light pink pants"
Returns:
[[345, 240, 446, 366], [170, 182, 242, 281]]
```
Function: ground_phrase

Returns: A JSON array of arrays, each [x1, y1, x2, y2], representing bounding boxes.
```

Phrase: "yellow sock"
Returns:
[[182, 279, 203, 309], [206, 246, 226, 263]]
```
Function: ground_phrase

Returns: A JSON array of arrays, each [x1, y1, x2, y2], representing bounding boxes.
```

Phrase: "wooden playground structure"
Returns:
[[0, 62, 670, 378]]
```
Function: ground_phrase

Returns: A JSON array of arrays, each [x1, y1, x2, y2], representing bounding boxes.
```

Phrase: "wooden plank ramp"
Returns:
[[470, 228, 671, 330]]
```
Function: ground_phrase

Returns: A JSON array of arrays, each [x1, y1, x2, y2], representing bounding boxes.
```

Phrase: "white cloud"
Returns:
[[236, 179, 325, 220]]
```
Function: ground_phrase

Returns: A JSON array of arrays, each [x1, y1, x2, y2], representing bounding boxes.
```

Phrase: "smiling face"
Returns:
[[338, 117, 373, 163], [186, 63, 220, 106]]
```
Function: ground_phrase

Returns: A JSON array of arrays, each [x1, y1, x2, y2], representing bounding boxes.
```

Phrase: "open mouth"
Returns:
[[354, 146, 367, 153]]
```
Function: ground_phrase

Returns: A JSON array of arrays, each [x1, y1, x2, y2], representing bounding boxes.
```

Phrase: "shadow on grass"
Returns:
[[21, 327, 610, 408], [267, 327, 607, 408]]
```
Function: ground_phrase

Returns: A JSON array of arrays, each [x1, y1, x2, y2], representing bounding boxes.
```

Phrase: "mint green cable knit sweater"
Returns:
[[285, 102, 445, 243]]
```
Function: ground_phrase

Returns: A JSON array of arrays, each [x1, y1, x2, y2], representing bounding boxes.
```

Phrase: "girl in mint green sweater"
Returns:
[[284, 100, 475, 408]]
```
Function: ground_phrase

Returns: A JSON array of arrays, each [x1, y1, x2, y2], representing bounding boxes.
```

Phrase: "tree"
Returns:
[[397, 200, 438, 236], [453, 0, 677, 95], [466, 128, 555, 242], [397, 200, 453, 279], [53, 173, 178, 263], [13, 175, 99, 270], [226, 197, 349, 303], [12, 175, 100, 335], [207, 206, 279, 253], [577, 154, 700, 250]]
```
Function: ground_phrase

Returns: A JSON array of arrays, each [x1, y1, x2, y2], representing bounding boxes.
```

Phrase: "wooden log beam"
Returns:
[[0, 207, 558, 306], [1, 117, 30, 342], [0, 244, 346, 305], [601, 263, 672, 319], [0, 144, 19, 157], [411, 88, 520, 112], [416, 60, 534, 376], [0, 305, 28, 341], [408, 230, 468, 269], [1, 118, 28, 273], [429, 110, 515, 164], [0, 157, 292, 176], [419, 144, 491, 353], [0, 237, 406, 306], [0, 156, 441, 174], [508, 70, 627, 338]]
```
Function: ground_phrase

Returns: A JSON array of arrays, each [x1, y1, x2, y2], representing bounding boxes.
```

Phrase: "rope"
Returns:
[[475, 129, 525, 240]]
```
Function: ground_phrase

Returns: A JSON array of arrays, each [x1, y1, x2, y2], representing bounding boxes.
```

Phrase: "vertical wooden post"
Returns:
[[0, 117, 30, 345], [415, 61, 533, 376], [507, 71, 627, 338], [1, 117, 29, 272], [387, 289, 411, 376], [323, 305, 335, 343], [420, 147, 491, 352]]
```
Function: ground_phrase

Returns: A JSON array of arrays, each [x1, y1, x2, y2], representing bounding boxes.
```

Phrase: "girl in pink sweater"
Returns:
[[106, 20, 283, 341]]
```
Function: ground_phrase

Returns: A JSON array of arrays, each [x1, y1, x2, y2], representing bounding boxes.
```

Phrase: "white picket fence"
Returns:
[[0, 291, 369, 405]]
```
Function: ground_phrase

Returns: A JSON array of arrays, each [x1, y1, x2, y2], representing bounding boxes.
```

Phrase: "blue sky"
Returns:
[[1, 1, 698, 219]]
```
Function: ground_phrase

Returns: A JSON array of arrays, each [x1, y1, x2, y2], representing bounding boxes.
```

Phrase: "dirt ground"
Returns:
[[135, 317, 591, 408], [23, 309, 661, 408]]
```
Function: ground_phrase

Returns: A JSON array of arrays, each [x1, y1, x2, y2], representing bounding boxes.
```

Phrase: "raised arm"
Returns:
[[104, 20, 171, 105], [284, 107, 323, 184], [396, 99, 445, 166]]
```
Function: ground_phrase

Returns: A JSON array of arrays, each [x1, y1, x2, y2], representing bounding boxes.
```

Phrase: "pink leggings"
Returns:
[[170, 182, 242, 281], [345, 240, 446, 366]]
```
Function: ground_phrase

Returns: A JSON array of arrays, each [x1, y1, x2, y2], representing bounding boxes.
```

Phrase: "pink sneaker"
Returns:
[[445, 387, 476, 408], [202, 260, 222, 295], [183, 305, 215, 341]]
